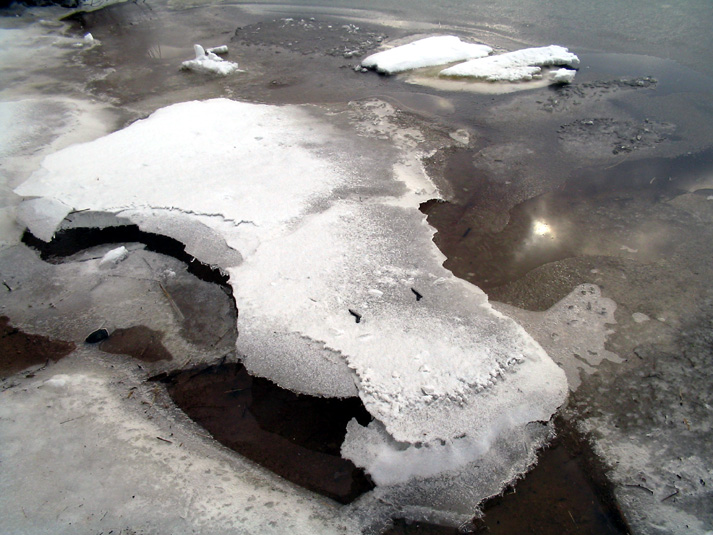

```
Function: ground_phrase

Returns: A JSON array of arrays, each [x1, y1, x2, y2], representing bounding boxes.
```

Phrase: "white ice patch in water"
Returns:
[[181, 44, 240, 76], [440, 45, 580, 82], [14, 98, 567, 518], [361, 35, 492, 74]]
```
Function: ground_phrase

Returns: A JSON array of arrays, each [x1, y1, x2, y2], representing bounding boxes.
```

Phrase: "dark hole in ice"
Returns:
[[0, 316, 75, 378], [348, 309, 362, 323], [85, 328, 109, 344], [99, 325, 173, 363], [153, 362, 374, 504], [22, 226, 232, 297]]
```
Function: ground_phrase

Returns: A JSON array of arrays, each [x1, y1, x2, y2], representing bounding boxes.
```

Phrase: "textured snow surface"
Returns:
[[361, 35, 492, 74], [14, 98, 567, 494], [0, 357, 362, 535], [181, 44, 240, 76], [440, 45, 579, 81]]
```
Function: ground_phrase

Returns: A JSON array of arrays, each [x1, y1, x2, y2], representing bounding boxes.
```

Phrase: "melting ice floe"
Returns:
[[361, 35, 492, 74], [14, 98, 567, 522], [361, 37, 579, 84], [181, 44, 240, 76], [440, 45, 579, 82]]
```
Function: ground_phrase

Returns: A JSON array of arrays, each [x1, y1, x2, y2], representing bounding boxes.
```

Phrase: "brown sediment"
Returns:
[[0, 316, 75, 378], [99, 325, 173, 363], [155, 362, 374, 504]]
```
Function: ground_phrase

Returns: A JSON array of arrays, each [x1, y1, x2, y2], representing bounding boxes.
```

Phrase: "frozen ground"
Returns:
[[2, 2, 713, 534]]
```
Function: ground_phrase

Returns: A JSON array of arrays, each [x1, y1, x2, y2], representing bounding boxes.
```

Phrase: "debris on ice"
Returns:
[[361, 35, 492, 74], [440, 45, 579, 82]]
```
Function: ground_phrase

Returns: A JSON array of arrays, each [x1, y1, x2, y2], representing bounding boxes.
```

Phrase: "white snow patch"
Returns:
[[361, 35, 492, 74], [440, 45, 580, 82], [99, 245, 129, 265], [181, 44, 240, 76]]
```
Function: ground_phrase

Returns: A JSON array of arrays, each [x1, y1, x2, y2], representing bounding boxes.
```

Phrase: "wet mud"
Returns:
[[0, 315, 75, 378], [155, 362, 374, 504]]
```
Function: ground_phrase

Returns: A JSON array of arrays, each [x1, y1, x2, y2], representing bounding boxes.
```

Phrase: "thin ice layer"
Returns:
[[13, 98, 567, 474], [440, 45, 579, 81], [361, 35, 492, 74]]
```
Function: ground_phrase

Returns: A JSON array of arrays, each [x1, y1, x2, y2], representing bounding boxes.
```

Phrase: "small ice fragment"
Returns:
[[550, 67, 576, 84], [368, 289, 384, 297], [632, 312, 650, 323], [181, 44, 240, 76], [83, 33, 95, 44], [207, 45, 229, 55], [44, 374, 71, 388], [100, 246, 129, 265], [620, 245, 638, 253]]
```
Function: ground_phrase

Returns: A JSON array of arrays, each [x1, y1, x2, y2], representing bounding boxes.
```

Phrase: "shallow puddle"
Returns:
[[99, 325, 173, 362]]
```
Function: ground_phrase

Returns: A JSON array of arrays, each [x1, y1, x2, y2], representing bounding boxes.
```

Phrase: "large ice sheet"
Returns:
[[14, 98, 567, 496], [361, 35, 492, 74], [440, 45, 579, 82]]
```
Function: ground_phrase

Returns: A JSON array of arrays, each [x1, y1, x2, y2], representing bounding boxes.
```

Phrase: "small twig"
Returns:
[[159, 282, 185, 321], [625, 483, 654, 494], [60, 414, 87, 425], [568, 510, 577, 526], [662, 489, 679, 502], [156, 436, 173, 444], [212, 327, 230, 348], [2, 280, 12, 292]]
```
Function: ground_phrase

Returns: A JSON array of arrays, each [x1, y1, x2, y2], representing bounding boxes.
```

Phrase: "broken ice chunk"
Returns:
[[361, 35, 492, 74], [181, 44, 240, 76], [439, 45, 579, 82], [550, 67, 577, 84]]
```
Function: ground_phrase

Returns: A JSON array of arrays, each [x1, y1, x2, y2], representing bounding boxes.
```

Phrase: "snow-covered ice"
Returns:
[[181, 44, 240, 76], [361, 35, 492, 74], [439, 45, 580, 82], [13, 98, 568, 521]]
